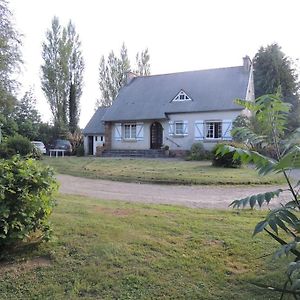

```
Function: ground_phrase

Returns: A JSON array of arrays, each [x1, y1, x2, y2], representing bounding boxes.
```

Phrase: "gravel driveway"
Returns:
[[57, 174, 290, 209]]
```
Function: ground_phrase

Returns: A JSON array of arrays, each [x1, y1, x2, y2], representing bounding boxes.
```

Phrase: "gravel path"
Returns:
[[57, 174, 290, 209]]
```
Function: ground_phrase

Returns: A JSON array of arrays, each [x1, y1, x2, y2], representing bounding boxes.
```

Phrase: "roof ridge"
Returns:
[[135, 65, 244, 79]]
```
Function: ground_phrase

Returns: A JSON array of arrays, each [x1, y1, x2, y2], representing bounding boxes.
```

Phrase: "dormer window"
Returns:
[[172, 90, 192, 102]]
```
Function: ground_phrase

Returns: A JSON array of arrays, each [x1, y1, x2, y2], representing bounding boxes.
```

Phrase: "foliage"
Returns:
[[253, 43, 300, 131], [96, 43, 151, 108], [186, 142, 209, 160], [217, 92, 300, 298], [37, 122, 59, 147], [0, 142, 15, 158], [135, 48, 151, 76], [0, 156, 58, 247], [0, 0, 22, 115], [5, 134, 33, 157], [41, 17, 84, 134], [14, 89, 41, 140], [66, 129, 83, 155], [232, 115, 251, 142], [212, 142, 247, 168]]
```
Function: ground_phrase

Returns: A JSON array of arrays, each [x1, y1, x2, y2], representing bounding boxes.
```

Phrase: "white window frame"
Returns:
[[124, 124, 137, 140], [172, 90, 192, 102], [175, 121, 184, 135], [205, 121, 222, 140]]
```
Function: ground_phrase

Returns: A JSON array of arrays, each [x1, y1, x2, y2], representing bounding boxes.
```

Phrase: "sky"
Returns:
[[8, 0, 300, 128]]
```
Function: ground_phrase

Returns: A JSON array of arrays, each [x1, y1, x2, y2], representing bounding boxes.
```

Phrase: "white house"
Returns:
[[82, 107, 107, 155], [84, 56, 254, 156]]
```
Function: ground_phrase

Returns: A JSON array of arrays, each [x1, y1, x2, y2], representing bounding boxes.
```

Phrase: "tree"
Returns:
[[0, 0, 22, 116], [14, 89, 41, 140], [97, 43, 130, 107], [253, 44, 300, 131], [41, 17, 84, 135], [96, 44, 150, 108], [218, 93, 300, 297], [135, 48, 150, 76], [66, 21, 84, 133]]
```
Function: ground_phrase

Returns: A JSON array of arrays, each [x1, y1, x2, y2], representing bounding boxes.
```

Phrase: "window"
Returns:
[[205, 121, 222, 139], [172, 90, 192, 102], [95, 136, 98, 141], [100, 136, 103, 142], [124, 124, 136, 139], [175, 122, 184, 135]]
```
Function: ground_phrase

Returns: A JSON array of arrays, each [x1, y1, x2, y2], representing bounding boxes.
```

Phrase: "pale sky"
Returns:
[[8, 0, 300, 128]]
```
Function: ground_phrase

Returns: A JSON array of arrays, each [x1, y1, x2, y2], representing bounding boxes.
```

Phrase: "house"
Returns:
[[83, 107, 107, 155], [84, 56, 254, 156]]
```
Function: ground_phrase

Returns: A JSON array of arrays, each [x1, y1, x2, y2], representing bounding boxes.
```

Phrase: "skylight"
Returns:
[[172, 90, 192, 102]]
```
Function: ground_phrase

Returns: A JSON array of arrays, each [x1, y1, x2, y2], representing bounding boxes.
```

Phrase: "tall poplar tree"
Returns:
[[135, 48, 150, 76], [96, 44, 150, 108], [41, 17, 84, 135]]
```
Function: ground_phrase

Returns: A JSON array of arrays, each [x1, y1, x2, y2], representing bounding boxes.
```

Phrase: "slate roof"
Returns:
[[102, 66, 250, 122], [83, 107, 107, 135]]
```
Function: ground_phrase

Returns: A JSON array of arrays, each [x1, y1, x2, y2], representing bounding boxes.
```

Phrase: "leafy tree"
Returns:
[[66, 21, 84, 133], [0, 0, 22, 114], [14, 90, 41, 140], [135, 48, 150, 76], [253, 44, 300, 131], [41, 17, 84, 134], [218, 93, 300, 297], [97, 43, 130, 107], [96, 44, 150, 108]]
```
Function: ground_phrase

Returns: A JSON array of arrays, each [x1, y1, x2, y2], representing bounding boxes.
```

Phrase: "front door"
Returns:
[[88, 136, 94, 155], [150, 122, 163, 149]]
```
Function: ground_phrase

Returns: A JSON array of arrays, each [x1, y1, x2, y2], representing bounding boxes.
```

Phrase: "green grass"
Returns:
[[42, 157, 284, 185], [0, 195, 292, 299]]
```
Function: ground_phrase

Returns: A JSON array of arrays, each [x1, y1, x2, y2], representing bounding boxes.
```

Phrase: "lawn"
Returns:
[[0, 194, 291, 299], [42, 157, 284, 185]]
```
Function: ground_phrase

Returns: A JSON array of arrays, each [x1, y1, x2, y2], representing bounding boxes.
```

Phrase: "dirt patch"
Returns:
[[225, 260, 249, 275], [0, 256, 51, 276]]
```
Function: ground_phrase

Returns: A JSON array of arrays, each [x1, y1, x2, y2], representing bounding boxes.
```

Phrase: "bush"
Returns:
[[0, 143, 16, 159], [75, 144, 85, 156], [186, 142, 210, 160], [6, 135, 33, 156], [0, 156, 58, 247], [212, 142, 248, 168]]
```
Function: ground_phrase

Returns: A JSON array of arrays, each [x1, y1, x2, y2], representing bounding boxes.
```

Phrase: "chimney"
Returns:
[[243, 56, 252, 72], [126, 71, 137, 85]]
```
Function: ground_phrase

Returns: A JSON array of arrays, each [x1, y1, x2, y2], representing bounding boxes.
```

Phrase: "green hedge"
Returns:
[[0, 156, 58, 247], [212, 142, 248, 168]]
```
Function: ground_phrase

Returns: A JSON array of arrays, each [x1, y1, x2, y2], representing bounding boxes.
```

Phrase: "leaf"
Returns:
[[229, 189, 283, 209], [291, 279, 300, 291], [253, 220, 268, 236]]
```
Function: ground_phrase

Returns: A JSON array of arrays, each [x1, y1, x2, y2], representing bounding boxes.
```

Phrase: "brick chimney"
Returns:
[[243, 56, 252, 72], [126, 71, 137, 85]]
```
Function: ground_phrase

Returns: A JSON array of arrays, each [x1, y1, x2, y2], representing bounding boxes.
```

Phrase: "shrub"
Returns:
[[187, 142, 210, 160], [0, 143, 16, 159], [212, 142, 247, 168], [0, 156, 58, 247], [6, 134, 33, 156], [75, 144, 85, 156]]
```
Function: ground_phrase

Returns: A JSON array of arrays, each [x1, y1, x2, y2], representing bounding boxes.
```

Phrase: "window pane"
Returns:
[[206, 122, 214, 138], [215, 122, 222, 138], [175, 122, 184, 135], [131, 125, 136, 138], [125, 125, 130, 138]]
